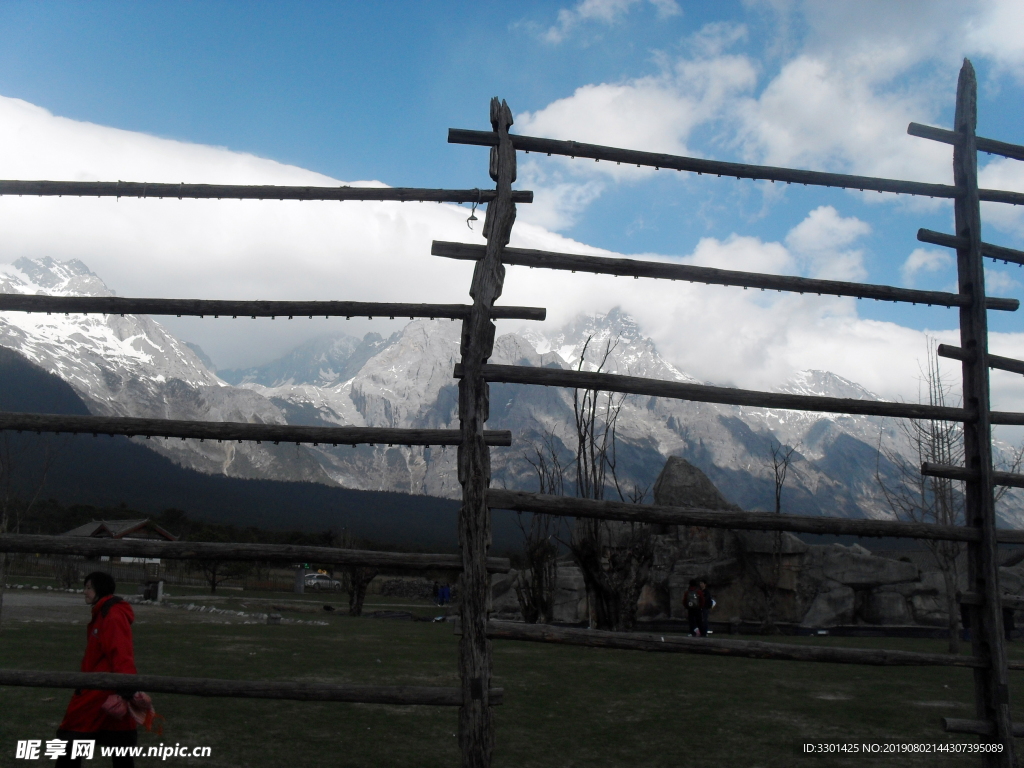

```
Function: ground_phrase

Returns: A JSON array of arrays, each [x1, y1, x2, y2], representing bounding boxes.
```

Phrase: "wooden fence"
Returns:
[[0, 58, 1023, 766]]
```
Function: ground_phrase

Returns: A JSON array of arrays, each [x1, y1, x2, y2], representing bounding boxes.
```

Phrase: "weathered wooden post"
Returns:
[[457, 97, 516, 768], [953, 59, 1016, 766]]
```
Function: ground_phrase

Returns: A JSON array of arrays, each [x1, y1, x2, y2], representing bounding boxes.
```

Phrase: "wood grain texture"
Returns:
[[0, 669, 503, 706], [0, 295, 546, 322], [0, 181, 532, 204], [938, 344, 1024, 376], [456, 98, 518, 768], [918, 228, 1024, 267], [0, 412, 512, 447], [0, 533, 512, 572], [431, 240, 1018, 311], [940, 718, 1024, 737], [485, 621, 987, 668], [485, 489, 996, 543], [909, 122, 1024, 162], [951, 61, 1016, 766], [449, 128, 1024, 205], [921, 462, 1024, 490], [456, 363, 972, 422]]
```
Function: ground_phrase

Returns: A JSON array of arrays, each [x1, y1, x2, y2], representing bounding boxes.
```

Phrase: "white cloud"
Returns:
[[986, 269, 1020, 294], [542, 0, 678, 44], [901, 248, 954, 285], [517, 53, 756, 159], [784, 206, 871, 280], [965, 0, 1024, 79], [4, 91, 1018, 415], [515, 159, 605, 231], [514, 38, 757, 212], [980, 157, 1024, 240], [735, 55, 949, 184]]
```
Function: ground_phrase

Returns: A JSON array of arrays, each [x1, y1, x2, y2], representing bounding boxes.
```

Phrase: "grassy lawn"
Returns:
[[2, 609, 1023, 767]]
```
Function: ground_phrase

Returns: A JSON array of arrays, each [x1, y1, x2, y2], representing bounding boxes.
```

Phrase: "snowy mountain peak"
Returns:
[[523, 308, 698, 384], [780, 370, 880, 401], [6, 257, 112, 297]]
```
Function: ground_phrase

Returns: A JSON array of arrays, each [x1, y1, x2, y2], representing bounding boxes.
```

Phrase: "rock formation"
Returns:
[[492, 457, 1024, 628]]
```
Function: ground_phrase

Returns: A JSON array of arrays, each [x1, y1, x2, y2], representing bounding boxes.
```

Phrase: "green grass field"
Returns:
[[2, 592, 1023, 767]]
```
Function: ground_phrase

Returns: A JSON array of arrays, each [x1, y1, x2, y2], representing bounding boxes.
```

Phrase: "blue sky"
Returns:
[[0, 1, 1023, 411]]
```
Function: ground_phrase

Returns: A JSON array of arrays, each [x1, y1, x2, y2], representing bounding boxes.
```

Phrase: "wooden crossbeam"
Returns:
[[960, 593, 1024, 611], [937, 344, 1024, 375], [941, 718, 1024, 738], [0, 412, 513, 447], [991, 412, 1024, 426], [0, 533, 511, 573], [455, 363, 972, 422], [0, 295, 546, 322], [0, 181, 533, 204], [918, 228, 1024, 267], [484, 621, 987, 668], [922, 462, 1024, 489], [0, 670, 503, 706], [908, 122, 1024, 163], [448, 128, 1024, 205], [487, 488, 990, 543], [431, 240, 1018, 311]]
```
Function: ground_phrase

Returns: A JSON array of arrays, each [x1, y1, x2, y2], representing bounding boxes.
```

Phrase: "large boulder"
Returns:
[[820, 544, 919, 587], [863, 590, 913, 625], [552, 564, 587, 623], [653, 457, 740, 510], [801, 583, 855, 626]]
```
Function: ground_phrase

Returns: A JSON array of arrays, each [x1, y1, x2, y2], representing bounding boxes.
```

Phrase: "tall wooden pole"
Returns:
[[457, 97, 516, 768], [954, 59, 1017, 767]]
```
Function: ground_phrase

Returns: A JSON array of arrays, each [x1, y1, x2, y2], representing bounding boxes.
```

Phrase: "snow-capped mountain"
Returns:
[[0, 258, 331, 484], [2, 257, 1021, 528]]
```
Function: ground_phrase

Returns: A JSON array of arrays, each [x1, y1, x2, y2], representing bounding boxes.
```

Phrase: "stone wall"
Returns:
[[489, 457, 1024, 628]]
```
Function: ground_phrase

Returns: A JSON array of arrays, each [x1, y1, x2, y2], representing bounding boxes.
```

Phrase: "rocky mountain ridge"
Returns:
[[2, 257, 1021, 527]]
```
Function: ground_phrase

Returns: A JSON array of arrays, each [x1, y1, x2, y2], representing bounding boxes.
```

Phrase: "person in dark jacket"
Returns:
[[684, 578, 704, 637], [55, 572, 138, 767], [700, 579, 715, 637]]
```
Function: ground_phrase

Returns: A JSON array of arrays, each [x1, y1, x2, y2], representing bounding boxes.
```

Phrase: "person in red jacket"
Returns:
[[55, 572, 138, 767]]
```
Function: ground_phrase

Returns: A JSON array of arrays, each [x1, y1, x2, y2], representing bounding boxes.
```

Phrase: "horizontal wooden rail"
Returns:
[[484, 621, 986, 668], [431, 241, 1018, 311], [992, 412, 1024, 426], [0, 669, 503, 706], [0, 180, 533, 205], [0, 412, 513, 447], [448, 128, 1024, 206], [918, 228, 1024, 267], [960, 593, 1024, 611], [0, 533, 511, 572], [937, 344, 1024, 375], [486, 488, 992, 543], [0, 295, 546, 322], [922, 462, 1024, 489], [941, 718, 1024, 738], [908, 122, 1024, 163], [456, 363, 972, 422]]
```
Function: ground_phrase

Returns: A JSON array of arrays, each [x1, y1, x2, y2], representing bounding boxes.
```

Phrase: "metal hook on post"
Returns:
[[466, 188, 480, 230]]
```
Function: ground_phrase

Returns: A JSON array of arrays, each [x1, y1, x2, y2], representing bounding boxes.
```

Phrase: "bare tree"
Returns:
[[332, 529, 377, 617], [876, 344, 968, 654], [565, 336, 654, 632], [749, 440, 797, 633], [513, 434, 563, 624]]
